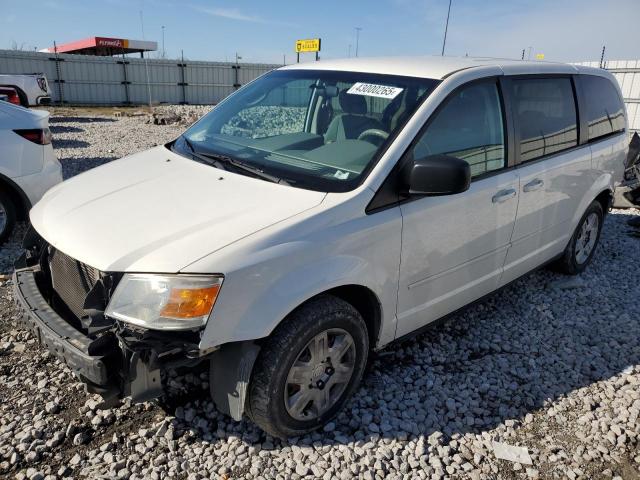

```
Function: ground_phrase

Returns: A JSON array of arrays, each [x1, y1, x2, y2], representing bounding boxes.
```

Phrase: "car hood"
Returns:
[[30, 146, 326, 272]]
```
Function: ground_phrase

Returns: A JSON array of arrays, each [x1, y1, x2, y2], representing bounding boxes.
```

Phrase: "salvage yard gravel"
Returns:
[[1, 106, 639, 480]]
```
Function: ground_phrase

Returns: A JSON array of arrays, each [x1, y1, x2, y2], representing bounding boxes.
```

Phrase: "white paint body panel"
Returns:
[[0, 74, 51, 106], [500, 148, 594, 285], [397, 171, 519, 337], [0, 102, 61, 206], [28, 58, 627, 352], [30, 146, 326, 272]]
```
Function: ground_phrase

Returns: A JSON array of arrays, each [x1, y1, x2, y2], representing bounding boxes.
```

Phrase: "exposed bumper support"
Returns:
[[12, 269, 197, 403], [13, 266, 256, 418], [13, 270, 113, 388]]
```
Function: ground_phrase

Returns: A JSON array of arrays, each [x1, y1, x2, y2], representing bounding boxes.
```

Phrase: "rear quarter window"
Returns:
[[580, 75, 626, 141]]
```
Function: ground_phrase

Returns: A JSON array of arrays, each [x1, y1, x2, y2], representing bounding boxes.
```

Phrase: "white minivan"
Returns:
[[13, 57, 626, 438]]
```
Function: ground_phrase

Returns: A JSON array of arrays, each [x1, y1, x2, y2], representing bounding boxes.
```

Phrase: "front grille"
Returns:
[[49, 248, 100, 319]]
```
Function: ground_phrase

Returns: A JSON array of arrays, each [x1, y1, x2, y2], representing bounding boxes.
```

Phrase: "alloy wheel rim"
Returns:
[[575, 212, 599, 264], [284, 328, 356, 421]]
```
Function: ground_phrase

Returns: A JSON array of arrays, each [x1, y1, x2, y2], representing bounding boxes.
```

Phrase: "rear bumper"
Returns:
[[12, 269, 111, 387]]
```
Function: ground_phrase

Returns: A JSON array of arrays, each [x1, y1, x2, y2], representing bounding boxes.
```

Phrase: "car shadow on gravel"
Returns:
[[50, 125, 84, 134], [52, 139, 91, 149], [49, 116, 116, 124], [157, 211, 640, 456]]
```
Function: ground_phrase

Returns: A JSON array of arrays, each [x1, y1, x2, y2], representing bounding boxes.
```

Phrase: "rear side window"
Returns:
[[513, 78, 578, 162], [581, 75, 626, 141], [413, 81, 505, 178]]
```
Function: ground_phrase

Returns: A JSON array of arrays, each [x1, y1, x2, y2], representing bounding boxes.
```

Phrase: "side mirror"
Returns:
[[405, 154, 471, 196]]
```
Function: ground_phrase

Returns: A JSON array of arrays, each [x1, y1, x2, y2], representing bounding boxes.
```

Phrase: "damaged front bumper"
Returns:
[[12, 268, 205, 404]]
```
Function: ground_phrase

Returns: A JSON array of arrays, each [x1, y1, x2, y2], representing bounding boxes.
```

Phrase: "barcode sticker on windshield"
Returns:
[[347, 83, 403, 99]]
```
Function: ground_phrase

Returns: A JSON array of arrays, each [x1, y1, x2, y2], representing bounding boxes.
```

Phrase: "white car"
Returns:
[[0, 74, 51, 107], [0, 102, 62, 243], [13, 57, 626, 438]]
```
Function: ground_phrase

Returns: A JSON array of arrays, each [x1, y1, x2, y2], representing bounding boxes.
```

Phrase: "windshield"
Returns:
[[175, 70, 438, 192]]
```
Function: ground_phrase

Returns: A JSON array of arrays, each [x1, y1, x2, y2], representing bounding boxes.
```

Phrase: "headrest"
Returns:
[[339, 90, 367, 115]]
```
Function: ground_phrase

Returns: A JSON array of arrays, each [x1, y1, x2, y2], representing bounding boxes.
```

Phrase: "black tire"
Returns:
[[0, 190, 17, 245], [555, 200, 604, 275], [247, 295, 369, 439]]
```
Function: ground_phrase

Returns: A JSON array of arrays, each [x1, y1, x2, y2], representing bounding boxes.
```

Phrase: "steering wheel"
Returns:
[[357, 129, 389, 145]]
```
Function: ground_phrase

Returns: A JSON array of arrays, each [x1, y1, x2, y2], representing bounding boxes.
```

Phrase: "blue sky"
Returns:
[[0, 0, 637, 64]]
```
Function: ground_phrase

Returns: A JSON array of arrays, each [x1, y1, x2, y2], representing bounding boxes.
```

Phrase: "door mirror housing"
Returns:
[[405, 154, 471, 196]]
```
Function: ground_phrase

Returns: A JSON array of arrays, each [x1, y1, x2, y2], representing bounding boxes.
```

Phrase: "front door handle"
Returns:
[[523, 178, 544, 192], [492, 188, 517, 204]]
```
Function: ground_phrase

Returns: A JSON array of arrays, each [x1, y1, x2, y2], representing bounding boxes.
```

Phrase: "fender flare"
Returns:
[[570, 173, 613, 228]]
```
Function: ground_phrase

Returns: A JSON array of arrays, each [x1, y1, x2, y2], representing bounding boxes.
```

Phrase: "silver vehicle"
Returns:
[[13, 57, 626, 438]]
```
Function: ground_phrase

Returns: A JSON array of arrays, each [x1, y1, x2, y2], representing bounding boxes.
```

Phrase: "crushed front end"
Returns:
[[12, 227, 207, 404]]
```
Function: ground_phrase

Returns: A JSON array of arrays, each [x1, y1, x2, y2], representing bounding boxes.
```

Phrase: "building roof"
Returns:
[[281, 55, 604, 80], [40, 37, 157, 56]]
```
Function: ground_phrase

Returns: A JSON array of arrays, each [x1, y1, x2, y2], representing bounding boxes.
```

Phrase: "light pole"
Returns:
[[354, 27, 362, 57], [441, 0, 452, 56], [161, 26, 165, 58]]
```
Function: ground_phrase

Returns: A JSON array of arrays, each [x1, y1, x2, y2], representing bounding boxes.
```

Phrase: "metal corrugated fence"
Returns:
[[574, 60, 640, 134], [0, 49, 279, 105]]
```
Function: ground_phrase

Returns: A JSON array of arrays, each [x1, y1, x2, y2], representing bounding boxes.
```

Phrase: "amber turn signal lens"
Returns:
[[160, 284, 221, 318]]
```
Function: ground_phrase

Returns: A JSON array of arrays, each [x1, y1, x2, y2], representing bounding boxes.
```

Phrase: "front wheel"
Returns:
[[247, 295, 369, 438], [555, 200, 604, 275]]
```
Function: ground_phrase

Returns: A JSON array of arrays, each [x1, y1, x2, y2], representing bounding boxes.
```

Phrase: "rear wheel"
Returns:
[[555, 200, 603, 274], [0, 190, 16, 245], [247, 295, 368, 438]]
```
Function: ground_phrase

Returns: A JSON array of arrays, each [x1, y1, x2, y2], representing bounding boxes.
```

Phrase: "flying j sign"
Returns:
[[295, 38, 321, 53]]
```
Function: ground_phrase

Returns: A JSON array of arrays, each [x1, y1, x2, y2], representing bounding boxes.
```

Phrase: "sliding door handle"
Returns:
[[492, 188, 517, 204], [523, 178, 544, 192]]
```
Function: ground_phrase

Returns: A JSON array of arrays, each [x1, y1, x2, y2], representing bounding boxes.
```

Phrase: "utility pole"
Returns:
[[354, 27, 362, 57], [599, 45, 606, 68], [441, 0, 452, 56], [161, 26, 165, 58], [521, 49, 525, 60]]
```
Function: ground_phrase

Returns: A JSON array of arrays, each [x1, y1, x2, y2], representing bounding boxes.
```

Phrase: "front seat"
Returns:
[[324, 90, 385, 143]]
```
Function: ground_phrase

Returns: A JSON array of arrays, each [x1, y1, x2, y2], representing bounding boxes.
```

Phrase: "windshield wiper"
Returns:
[[181, 136, 230, 171], [198, 151, 287, 185], [180, 135, 288, 185]]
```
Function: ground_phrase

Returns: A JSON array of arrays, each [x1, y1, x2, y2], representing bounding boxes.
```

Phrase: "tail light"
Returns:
[[0, 89, 20, 105], [13, 128, 52, 145], [6, 91, 20, 105]]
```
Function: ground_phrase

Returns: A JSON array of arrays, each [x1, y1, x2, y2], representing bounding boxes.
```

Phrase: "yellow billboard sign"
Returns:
[[295, 38, 321, 53], [535, 53, 545, 60]]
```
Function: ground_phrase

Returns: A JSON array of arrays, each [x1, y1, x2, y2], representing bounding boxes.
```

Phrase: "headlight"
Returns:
[[105, 274, 223, 330]]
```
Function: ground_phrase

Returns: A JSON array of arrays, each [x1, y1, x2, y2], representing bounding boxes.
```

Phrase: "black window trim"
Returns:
[[504, 73, 583, 167], [575, 73, 627, 145], [366, 75, 514, 214]]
